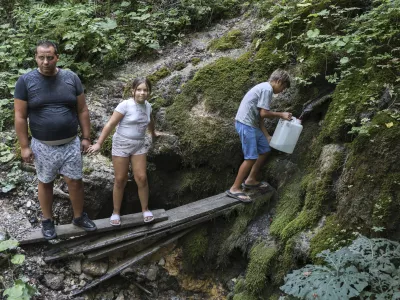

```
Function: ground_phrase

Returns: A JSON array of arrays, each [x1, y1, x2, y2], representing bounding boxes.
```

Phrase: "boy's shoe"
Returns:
[[42, 219, 57, 240], [72, 212, 97, 231]]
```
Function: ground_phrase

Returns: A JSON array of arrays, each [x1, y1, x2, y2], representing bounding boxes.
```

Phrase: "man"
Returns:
[[226, 69, 292, 202], [14, 40, 97, 239]]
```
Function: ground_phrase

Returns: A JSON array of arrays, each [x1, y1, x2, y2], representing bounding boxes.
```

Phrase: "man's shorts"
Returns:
[[31, 136, 83, 183], [235, 121, 271, 160], [111, 133, 150, 157]]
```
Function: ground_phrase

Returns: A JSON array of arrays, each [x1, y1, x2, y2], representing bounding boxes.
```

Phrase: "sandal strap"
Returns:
[[110, 214, 121, 221], [143, 211, 153, 218]]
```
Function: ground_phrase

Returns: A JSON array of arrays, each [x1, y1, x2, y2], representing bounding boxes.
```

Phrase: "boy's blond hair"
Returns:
[[269, 69, 291, 88]]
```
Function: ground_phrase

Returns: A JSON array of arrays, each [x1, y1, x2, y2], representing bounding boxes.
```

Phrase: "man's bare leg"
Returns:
[[245, 152, 270, 185], [63, 176, 84, 219], [229, 159, 256, 200], [38, 181, 54, 220]]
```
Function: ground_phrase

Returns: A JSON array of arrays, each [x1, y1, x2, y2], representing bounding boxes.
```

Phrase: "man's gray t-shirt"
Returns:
[[235, 82, 273, 128], [14, 69, 83, 141]]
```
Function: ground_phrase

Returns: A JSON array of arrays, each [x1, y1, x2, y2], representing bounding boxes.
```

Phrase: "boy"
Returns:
[[226, 69, 292, 202]]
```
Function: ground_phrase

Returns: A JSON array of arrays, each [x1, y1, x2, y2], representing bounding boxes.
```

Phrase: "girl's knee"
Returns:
[[134, 173, 147, 186], [114, 176, 128, 188]]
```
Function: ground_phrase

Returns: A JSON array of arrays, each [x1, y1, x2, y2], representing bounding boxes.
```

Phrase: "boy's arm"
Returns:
[[259, 118, 271, 142], [260, 108, 292, 120]]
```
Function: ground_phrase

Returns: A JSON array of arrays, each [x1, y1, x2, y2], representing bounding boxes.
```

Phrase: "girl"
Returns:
[[87, 78, 157, 226]]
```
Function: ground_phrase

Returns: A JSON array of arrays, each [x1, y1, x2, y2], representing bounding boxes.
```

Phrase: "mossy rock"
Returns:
[[245, 242, 277, 295], [336, 111, 400, 233], [100, 129, 115, 158], [191, 57, 201, 66], [208, 29, 244, 51], [309, 215, 353, 261], [166, 55, 252, 169], [147, 67, 171, 84], [181, 226, 208, 271], [173, 62, 186, 71]]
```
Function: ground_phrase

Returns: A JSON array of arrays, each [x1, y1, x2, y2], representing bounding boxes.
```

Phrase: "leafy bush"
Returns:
[[280, 236, 400, 299], [0, 239, 37, 300]]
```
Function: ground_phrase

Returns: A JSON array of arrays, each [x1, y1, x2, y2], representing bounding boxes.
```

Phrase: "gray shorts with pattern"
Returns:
[[31, 136, 82, 183]]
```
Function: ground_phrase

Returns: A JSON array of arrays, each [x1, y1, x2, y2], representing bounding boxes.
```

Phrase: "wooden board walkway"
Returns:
[[43, 192, 243, 262], [19, 209, 168, 245], [86, 206, 235, 261], [71, 229, 192, 296]]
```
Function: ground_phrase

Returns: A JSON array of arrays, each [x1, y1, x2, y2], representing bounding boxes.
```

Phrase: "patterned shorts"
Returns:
[[111, 133, 151, 157], [31, 137, 82, 183]]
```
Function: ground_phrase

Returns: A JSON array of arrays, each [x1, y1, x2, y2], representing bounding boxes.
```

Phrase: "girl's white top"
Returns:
[[114, 98, 152, 139]]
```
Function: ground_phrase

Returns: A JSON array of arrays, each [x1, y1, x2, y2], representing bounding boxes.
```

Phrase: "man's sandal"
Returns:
[[110, 214, 121, 226], [143, 210, 154, 223]]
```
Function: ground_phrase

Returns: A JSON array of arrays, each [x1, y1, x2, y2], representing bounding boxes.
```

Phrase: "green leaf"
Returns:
[[11, 254, 25, 265], [340, 57, 349, 64], [297, 3, 312, 7], [306, 29, 320, 38], [0, 239, 19, 252], [0, 183, 16, 192], [120, 1, 130, 7], [98, 18, 117, 30]]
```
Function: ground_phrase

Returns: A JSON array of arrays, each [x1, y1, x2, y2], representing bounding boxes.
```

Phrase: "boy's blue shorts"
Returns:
[[235, 121, 271, 160]]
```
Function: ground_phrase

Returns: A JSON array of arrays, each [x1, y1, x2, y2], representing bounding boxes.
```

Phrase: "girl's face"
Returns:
[[132, 83, 149, 104]]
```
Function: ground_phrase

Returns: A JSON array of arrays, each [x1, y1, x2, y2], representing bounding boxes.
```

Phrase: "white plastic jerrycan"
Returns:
[[269, 117, 303, 154]]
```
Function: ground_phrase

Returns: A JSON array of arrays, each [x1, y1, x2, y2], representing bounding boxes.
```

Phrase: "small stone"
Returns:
[[115, 291, 125, 300], [26, 201, 31, 208], [82, 259, 108, 277], [68, 259, 82, 275], [146, 265, 158, 281], [43, 273, 64, 290], [158, 258, 165, 266]]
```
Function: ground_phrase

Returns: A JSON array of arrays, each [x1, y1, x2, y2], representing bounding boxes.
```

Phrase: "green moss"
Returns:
[[233, 292, 258, 300], [245, 242, 277, 295], [252, 41, 289, 82], [83, 167, 93, 175], [269, 174, 304, 237], [309, 215, 353, 261], [336, 111, 400, 230], [208, 29, 244, 51], [173, 62, 186, 71], [182, 227, 208, 270], [191, 57, 201, 66], [234, 278, 246, 294], [147, 66, 171, 83], [218, 192, 274, 264], [100, 129, 115, 158], [166, 55, 252, 169], [272, 238, 296, 285]]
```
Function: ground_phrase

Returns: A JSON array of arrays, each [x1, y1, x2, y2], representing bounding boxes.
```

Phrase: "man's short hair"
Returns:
[[269, 69, 291, 88], [36, 40, 59, 55]]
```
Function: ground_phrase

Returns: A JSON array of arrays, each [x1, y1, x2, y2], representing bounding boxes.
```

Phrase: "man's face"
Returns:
[[35, 46, 59, 76]]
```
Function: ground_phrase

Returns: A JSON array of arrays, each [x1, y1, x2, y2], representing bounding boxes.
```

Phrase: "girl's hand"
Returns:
[[87, 143, 101, 155]]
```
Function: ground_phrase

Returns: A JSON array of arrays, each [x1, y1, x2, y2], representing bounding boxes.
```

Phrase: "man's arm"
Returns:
[[76, 93, 91, 152], [260, 108, 292, 120], [14, 99, 33, 162]]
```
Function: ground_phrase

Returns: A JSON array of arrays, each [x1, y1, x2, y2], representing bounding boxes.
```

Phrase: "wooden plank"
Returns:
[[71, 229, 192, 296], [44, 192, 240, 262], [19, 209, 168, 245], [86, 206, 236, 261]]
